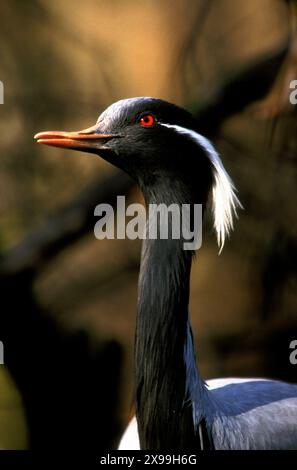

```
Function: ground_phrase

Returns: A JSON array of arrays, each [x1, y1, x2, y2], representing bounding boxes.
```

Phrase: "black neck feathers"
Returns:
[[135, 177, 210, 449]]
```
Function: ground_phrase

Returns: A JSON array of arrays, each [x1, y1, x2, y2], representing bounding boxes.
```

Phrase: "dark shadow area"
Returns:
[[0, 269, 123, 450]]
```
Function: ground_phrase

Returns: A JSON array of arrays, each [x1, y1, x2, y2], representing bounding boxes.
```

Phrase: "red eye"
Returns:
[[140, 114, 155, 127]]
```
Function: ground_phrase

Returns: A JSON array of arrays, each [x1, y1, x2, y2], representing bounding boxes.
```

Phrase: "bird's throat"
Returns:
[[135, 195, 207, 449]]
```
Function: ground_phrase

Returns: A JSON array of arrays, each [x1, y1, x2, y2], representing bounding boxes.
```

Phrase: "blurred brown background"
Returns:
[[0, 0, 296, 451]]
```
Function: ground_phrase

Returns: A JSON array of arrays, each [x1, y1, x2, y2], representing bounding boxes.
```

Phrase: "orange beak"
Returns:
[[34, 125, 117, 151]]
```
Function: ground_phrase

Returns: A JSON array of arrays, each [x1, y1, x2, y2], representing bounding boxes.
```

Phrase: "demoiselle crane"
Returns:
[[35, 97, 297, 450]]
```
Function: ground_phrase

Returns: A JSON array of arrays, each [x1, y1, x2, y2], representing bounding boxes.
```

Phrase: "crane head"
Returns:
[[34, 97, 242, 251]]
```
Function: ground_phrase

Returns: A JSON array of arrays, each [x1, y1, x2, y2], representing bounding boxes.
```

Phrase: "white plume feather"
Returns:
[[161, 123, 242, 252]]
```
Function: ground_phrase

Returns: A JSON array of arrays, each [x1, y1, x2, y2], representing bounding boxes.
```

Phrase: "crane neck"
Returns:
[[135, 176, 210, 449]]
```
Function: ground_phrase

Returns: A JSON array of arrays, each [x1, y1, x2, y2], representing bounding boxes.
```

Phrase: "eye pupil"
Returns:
[[140, 114, 155, 127]]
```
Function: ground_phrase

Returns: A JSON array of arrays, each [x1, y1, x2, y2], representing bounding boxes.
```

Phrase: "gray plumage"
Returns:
[[35, 97, 297, 450], [120, 378, 297, 449]]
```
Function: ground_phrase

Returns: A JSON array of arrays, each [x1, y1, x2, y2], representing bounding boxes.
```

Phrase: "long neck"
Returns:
[[135, 177, 209, 449]]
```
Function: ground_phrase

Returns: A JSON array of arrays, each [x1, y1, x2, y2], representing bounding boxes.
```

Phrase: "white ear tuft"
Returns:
[[160, 124, 242, 252], [208, 151, 242, 253]]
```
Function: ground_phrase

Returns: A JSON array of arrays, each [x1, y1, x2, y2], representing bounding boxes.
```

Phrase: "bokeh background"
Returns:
[[0, 0, 296, 450]]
